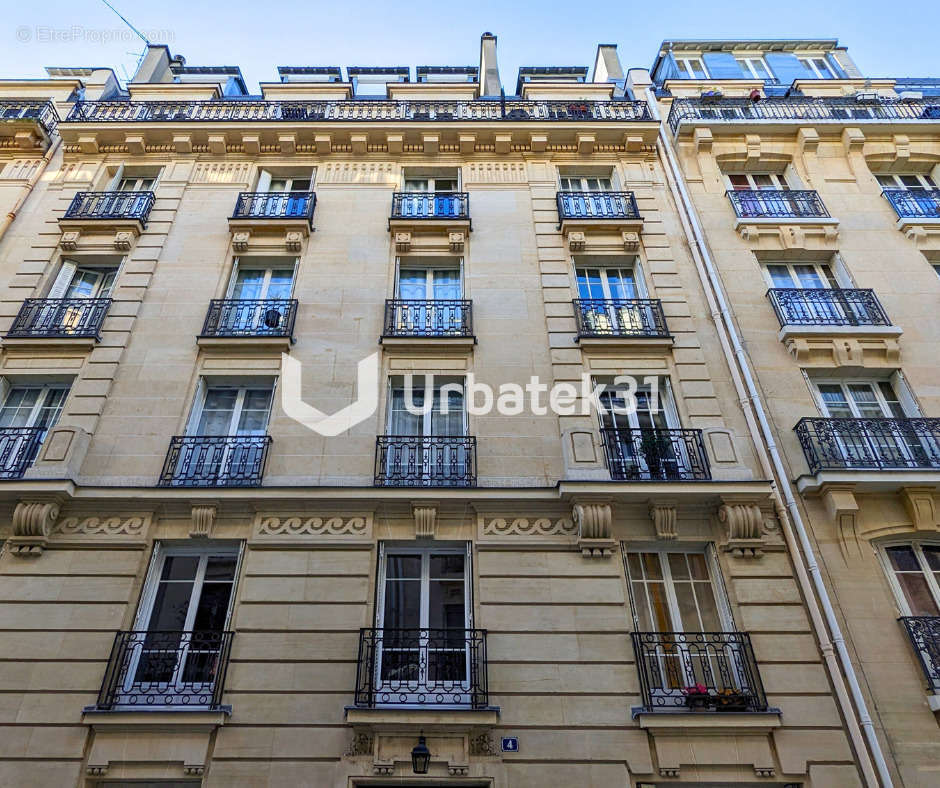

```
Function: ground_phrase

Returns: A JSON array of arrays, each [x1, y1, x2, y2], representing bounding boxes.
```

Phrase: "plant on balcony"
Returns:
[[640, 431, 675, 479], [714, 687, 752, 712], [681, 682, 711, 709]]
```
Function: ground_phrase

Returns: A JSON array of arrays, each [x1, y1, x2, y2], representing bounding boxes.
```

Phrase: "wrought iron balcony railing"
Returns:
[[5, 298, 111, 339], [631, 631, 768, 712], [601, 427, 710, 481], [883, 189, 940, 219], [63, 191, 155, 226], [391, 192, 469, 220], [94, 630, 234, 710], [727, 189, 829, 219], [66, 99, 653, 124], [767, 288, 891, 327], [556, 191, 641, 222], [573, 298, 669, 338], [668, 96, 940, 134], [231, 191, 316, 227], [0, 427, 43, 480], [0, 99, 59, 136], [375, 435, 476, 487], [795, 417, 940, 473], [354, 628, 488, 708], [383, 299, 473, 338], [899, 616, 940, 693], [200, 299, 298, 339], [158, 435, 273, 487]]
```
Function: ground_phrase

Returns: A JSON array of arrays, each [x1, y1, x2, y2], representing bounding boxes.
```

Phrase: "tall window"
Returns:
[[882, 543, 940, 617], [727, 173, 787, 191], [188, 383, 274, 438], [676, 57, 708, 79], [395, 263, 464, 334], [764, 262, 837, 290], [48, 260, 117, 301], [815, 380, 906, 420], [876, 174, 937, 191], [387, 377, 465, 438], [404, 175, 458, 192], [0, 383, 69, 473], [560, 174, 613, 192], [798, 56, 835, 79]]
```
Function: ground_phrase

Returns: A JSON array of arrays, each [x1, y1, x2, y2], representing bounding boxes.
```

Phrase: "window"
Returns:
[[397, 264, 462, 301], [117, 175, 155, 191], [48, 260, 117, 301], [727, 173, 787, 191], [575, 264, 654, 334], [0, 383, 69, 471], [763, 262, 838, 289], [881, 542, 940, 617], [676, 57, 708, 79], [560, 175, 613, 192], [374, 543, 473, 704], [404, 175, 458, 193], [799, 57, 835, 79], [735, 57, 773, 80], [576, 265, 641, 300], [394, 263, 464, 334], [876, 174, 937, 191], [188, 383, 274, 438], [256, 170, 314, 193], [227, 260, 295, 300], [814, 381, 907, 419], [387, 376, 466, 438]]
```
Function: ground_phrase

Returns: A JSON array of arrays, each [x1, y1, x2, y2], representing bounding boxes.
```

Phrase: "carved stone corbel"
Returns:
[[9, 500, 61, 555], [412, 502, 438, 539], [900, 487, 937, 532], [232, 230, 251, 252], [573, 501, 614, 558], [60, 230, 81, 251], [567, 231, 585, 251], [285, 230, 303, 252], [822, 484, 861, 562], [113, 230, 135, 251], [395, 231, 412, 252], [718, 500, 765, 558], [190, 505, 217, 538], [649, 501, 677, 540], [448, 231, 465, 253], [622, 231, 640, 251]]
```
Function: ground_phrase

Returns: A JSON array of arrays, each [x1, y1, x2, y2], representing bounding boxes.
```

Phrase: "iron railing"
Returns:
[[0, 99, 59, 136], [0, 427, 43, 479], [727, 189, 829, 219], [391, 192, 469, 220], [556, 191, 641, 222], [601, 427, 710, 481], [200, 298, 298, 339], [66, 99, 653, 123], [5, 298, 111, 339], [573, 298, 669, 338], [158, 435, 272, 487], [668, 96, 940, 134], [63, 191, 155, 226], [94, 630, 234, 710], [383, 299, 473, 338], [767, 288, 891, 327], [231, 191, 316, 227], [883, 189, 940, 219], [795, 417, 940, 473], [375, 435, 476, 487], [631, 631, 768, 712], [354, 628, 488, 708], [899, 616, 940, 693]]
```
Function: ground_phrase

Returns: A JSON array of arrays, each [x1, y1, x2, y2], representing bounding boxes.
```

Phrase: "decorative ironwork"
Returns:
[[601, 427, 710, 481], [354, 628, 488, 708], [231, 191, 315, 227], [5, 298, 111, 339], [0, 427, 43, 480], [883, 189, 940, 219], [94, 630, 234, 709], [63, 191, 155, 226], [668, 96, 940, 134], [727, 189, 829, 219], [795, 417, 940, 473], [767, 288, 891, 327], [200, 299, 298, 339], [573, 298, 669, 338], [390, 192, 469, 220], [631, 631, 768, 712], [556, 191, 641, 221], [383, 299, 473, 338], [0, 99, 59, 136], [900, 616, 940, 692], [158, 435, 273, 487], [375, 436, 476, 487], [66, 99, 653, 124]]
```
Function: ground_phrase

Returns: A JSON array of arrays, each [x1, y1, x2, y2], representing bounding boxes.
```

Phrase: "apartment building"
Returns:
[[0, 31, 933, 787]]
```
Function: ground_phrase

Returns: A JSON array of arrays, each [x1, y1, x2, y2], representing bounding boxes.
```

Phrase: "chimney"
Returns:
[[131, 44, 173, 84], [593, 44, 624, 84], [479, 33, 501, 97]]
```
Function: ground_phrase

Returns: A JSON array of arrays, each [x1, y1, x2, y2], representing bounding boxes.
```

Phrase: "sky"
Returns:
[[2, 0, 938, 92]]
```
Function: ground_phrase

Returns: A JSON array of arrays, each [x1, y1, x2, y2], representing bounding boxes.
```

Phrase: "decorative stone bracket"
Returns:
[[190, 505, 217, 538], [649, 501, 677, 540], [717, 500, 766, 558], [412, 502, 438, 538], [573, 501, 615, 558], [8, 500, 61, 555]]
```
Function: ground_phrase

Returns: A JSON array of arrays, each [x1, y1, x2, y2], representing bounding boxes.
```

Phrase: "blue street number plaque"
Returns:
[[501, 737, 519, 752]]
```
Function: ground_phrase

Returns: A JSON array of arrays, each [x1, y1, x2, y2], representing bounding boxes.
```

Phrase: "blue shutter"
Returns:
[[702, 52, 744, 80], [765, 53, 813, 85]]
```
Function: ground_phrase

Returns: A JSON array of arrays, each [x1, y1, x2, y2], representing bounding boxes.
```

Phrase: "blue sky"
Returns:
[[3, 0, 938, 92]]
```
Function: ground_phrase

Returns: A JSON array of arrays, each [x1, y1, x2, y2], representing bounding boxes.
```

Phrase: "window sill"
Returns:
[[345, 705, 499, 732], [380, 335, 475, 350], [1, 335, 99, 349], [82, 707, 231, 727], [634, 708, 782, 730], [577, 335, 673, 349], [796, 469, 940, 495], [196, 334, 294, 351]]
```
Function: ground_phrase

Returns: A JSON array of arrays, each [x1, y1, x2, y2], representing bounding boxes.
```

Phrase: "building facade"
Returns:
[[0, 32, 933, 788]]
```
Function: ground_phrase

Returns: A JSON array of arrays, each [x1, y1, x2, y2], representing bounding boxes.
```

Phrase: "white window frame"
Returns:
[[798, 56, 835, 79], [725, 172, 787, 191], [105, 165, 161, 192], [761, 261, 840, 290], [596, 376, 679, 431], [186, 381, 275, 437], [256, 169, 315, 193], [735, 56, 773, 80], [575, 264, 647, 299], [676, 57, 708, 79], [559, 174, 614, 192], [877, 541, 940, 617], [403, 174, 460, 192], [394, 261, 464, 300], [385, 376, 468, 438], [226, 258, 297, 300], [812, 379, 905, 419], [876, 173, 937, 191]]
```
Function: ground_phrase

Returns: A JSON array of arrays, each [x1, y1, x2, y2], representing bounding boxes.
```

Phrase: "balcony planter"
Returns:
[[682, 684, 711, 710], [714, 689, 753, 712]]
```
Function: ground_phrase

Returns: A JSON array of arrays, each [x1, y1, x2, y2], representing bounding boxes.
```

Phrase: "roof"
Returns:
[[651, 38, 840, 75]]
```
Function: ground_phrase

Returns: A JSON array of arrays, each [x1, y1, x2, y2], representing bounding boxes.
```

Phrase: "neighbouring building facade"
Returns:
[[0, 32, 933, 788]]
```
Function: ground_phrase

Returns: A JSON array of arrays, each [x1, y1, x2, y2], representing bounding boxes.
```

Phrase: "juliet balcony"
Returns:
[[58, 191, 155, 251], [883, 189, 940, 241], [197, 298, 298, 350], [4, 297, 111, 345], [899, 617, 940, 695], [158, 435, 273, 488], [0, 99, 59, 150], [556, 191, 643, 252], [573, 298, 671, 346], [0, 427, 43, 480], [381, 299, 474, 348], [374, 435, 476, 488], [767, 288, 891, 328], [389, 192, 470, 254], [601, 427, 710, 481], [727, 189, 838, 243]]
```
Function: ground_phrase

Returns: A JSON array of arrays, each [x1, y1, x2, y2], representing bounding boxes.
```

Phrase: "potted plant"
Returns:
[[714, 687, 751, 712], [681, 683, 711, 710]]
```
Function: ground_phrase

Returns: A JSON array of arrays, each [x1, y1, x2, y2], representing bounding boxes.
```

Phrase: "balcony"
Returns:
[[795, 417, 940, 474], [667, 96, 940, 135], [58, 192, 154, 250], [93, 630, 234, 710], [556, 191, 643, 250], [198, 299, 297, 350], [883, 189, 940, 240], [0, 99, 58, 149], [631, 632, 768, 713], [768, 288, 890, 328], [381, 299, 474, 347], [601, 427, 710, 481], [354, 628, 488, 708], [727, 189, 829, 220], [375, 435, 476, 487], [899, 617, 940, 694], [0, 427, 43, 480], [158, 435, 273, 488], [4, 298, 111, 345], [229, 191, 316, 231], [573, 298, 670, 345]]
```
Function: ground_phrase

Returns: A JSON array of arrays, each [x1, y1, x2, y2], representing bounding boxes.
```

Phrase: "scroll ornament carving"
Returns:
[[412, 504, 437, 538], [256, 515, 371, 538], [190, 506, 216, 538], [10, 501, 60, 554], [650, 503, 677, 540], [482, 516, 576, 537], [52, 515, 150, 537], [718, 502, 765, 558], [573, 502, 615, 558]]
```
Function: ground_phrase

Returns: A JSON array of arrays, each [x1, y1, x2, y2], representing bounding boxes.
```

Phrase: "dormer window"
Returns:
[[798, 57, 835, 79], [676, 57, 708, 79], [735, 57, 773, 80]]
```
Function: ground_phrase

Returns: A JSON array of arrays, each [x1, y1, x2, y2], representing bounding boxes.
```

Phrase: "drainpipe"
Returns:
[[647, 87, 893, 788], [0, 134, 61, 245]]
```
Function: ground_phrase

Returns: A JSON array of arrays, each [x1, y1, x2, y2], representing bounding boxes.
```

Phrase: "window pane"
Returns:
[[161, 555, 200, 581], [668, 553, 690, 580], [430, 554, 464, 579], [793, 265, 827, 289], [922, 545, 940, 572], [687, 552, 711, 581], [204, 556, 238, 581], [146, 582, 193, 631], [233, 270, 266, 299], [383, 579, 420, 629], [766, 265, 795, 288], [887, 546, 920, 571], [897, 574, 940, 616], [387, 554, 421, 579], [192, 580, 234, 630], [429, 580, 465, 628], [266, 270, 294, 299]]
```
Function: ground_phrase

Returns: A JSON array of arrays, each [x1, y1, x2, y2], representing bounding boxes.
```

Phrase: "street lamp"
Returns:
[[411, 734, 431, 774]]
